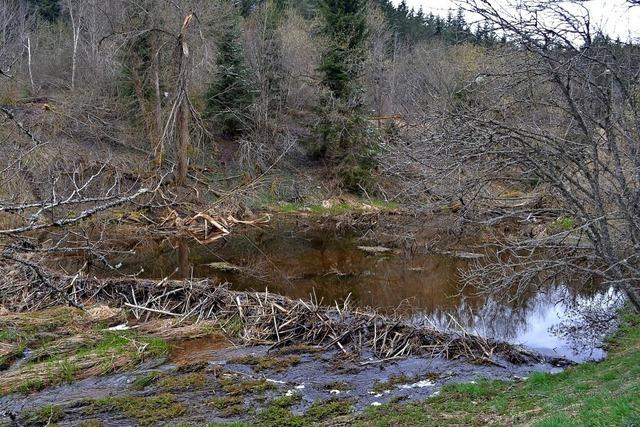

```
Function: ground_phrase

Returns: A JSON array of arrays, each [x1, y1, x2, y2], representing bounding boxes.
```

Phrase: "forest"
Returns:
[[0, 0, 639, 425]]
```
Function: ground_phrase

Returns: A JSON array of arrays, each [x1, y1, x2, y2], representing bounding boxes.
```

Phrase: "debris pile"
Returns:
[[0, 262, 562, 367]]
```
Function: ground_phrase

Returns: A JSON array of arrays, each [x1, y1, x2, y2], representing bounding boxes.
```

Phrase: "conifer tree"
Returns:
[[28, 0, 60, 22], [205, 18, 254, 136], [318, 0, 368, 100], [313, 0, 378, 191]]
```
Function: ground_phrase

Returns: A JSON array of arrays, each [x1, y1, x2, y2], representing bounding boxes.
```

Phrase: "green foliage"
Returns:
[[205, 18, 255, 136], [310, 105, 380, 191], [318, 0, 368, 100], [311, 0, 380, 191], [28, 0, 61, 23]]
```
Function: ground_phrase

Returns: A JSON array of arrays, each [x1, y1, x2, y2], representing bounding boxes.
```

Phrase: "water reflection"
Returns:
[[78, 223, 617, 362]]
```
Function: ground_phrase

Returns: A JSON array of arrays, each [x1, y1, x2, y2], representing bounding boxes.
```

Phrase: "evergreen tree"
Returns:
[[318, 0, 368, 100], [28, 0, 60, 22], [313, 0, 378, 191], [205, 19, 255, 136]]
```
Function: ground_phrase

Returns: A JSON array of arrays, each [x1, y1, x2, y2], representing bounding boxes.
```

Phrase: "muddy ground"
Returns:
[[0, 322, 562, 426]]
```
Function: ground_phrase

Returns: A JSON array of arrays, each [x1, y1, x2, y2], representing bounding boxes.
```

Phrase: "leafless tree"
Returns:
[[441, 0, 640, 311]]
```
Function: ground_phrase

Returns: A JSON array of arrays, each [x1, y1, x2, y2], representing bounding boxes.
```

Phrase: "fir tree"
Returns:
[[205, 20, 254, 136], [313, 0, 378, 191], [318, 0, 368, 100], [28, 0, 60, 22]]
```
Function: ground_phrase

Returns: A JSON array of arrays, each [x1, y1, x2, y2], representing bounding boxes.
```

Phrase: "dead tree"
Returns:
[[173, 14, 192, 186]]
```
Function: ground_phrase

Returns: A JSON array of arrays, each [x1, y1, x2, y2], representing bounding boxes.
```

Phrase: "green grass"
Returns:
[[22, 404, 64, 425], [2, 322, 171, 396], [89, 393, 186, 426], [130, 371, 162, 390], [551, 216, 577, 231], [354, 312, 640, 426]]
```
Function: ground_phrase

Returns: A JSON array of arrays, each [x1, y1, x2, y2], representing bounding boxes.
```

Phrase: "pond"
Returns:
[[58, 220, 619, 363]]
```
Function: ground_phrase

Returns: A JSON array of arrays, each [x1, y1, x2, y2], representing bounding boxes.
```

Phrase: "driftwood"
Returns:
[[0, 262, 565, 366]]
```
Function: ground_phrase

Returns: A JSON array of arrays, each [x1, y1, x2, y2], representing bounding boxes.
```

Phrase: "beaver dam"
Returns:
[[0, 221, 621, 425], [51, 219, 618, 362]]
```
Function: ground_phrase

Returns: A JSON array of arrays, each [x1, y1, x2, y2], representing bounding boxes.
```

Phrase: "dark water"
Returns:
[[63, 222, 620, 362]]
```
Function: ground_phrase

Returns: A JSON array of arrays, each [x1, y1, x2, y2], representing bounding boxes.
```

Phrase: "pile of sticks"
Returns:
[[0, 262, 559, 366], [157, 209, 270, 244]]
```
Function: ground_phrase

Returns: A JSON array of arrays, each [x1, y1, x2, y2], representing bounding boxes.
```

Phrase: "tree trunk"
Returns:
[[153, 51, 164, 167], [174, 14, 193, 187], [175, 97, 189, 186]]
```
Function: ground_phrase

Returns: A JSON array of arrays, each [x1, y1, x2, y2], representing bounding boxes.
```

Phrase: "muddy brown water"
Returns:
[[56, 220, 620, 363]]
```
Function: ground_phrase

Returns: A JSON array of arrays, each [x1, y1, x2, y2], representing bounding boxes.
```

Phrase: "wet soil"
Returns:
[[0, 337, 561, 426]]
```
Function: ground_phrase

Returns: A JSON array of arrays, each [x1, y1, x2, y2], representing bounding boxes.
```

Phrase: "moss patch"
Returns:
[[208, 395, 245, 417], [306, 398, 354, 421], [220, 376, 277, 396], [323, 381, 354, 392], [21, 404, 64, 425], [90, 393, 186, 426], [130, 371, 162, 390], [158, 372, 208, 391], [229, 354, 301, 373]]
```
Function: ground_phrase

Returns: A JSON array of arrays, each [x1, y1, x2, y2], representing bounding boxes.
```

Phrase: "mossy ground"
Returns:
[[228, 354, 301, 373], [0, 307, 170, 396]]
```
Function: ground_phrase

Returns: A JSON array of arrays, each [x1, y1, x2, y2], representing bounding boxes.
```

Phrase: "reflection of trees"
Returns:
[[424, 284, 618, 351]]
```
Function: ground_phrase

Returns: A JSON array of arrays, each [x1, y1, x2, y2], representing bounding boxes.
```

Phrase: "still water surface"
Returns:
[[91, 223, 617, 362]]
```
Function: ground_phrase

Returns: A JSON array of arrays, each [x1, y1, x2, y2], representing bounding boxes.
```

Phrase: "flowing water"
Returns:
[[60, 221, 619, 363]]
